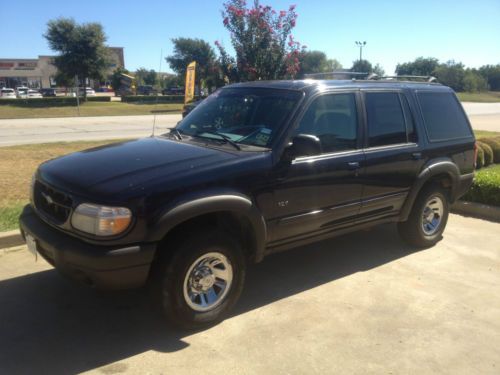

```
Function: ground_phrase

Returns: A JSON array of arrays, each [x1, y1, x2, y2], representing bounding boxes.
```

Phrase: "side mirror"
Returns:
[[285, 134, 322, 159]]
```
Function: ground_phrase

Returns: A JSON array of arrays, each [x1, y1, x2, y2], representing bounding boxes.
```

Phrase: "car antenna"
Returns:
[[152, 49, 163, 137]]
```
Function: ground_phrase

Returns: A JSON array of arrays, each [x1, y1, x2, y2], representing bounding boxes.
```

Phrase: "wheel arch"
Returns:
[[399, 158, 459, 221], [147, 192, 267, 263]]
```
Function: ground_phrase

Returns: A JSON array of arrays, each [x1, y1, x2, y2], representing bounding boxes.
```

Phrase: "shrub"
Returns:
[[478, 137, 500, 163], [463, 165, 500, 206], [0, 97, 78, 106], [477, 141, 493, 166], [121, 95, 184, 103], [86, 96, 111, 102], [475, 143, 485, 169], [0, 96, 111, 106]]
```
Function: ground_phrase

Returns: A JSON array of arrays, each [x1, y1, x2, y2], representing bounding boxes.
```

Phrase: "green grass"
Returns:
[[474, 130, 500, 139], [463, 164, 500, 207], [0, 139, 130, 232], [0, 202, 26, 232], [456, 91, 500, 102], [0, 101, 183, 119]]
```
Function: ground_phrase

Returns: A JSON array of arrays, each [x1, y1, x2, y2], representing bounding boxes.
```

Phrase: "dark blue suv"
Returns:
[[20, 79, 475, 328]]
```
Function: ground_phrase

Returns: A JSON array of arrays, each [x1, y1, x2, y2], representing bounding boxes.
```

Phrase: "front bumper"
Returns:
[[19, 205, 156, 290]]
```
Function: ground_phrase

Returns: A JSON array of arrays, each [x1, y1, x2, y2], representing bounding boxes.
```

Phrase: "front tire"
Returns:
[[158, 230, 246, 329], [398, 186, 449, 248]]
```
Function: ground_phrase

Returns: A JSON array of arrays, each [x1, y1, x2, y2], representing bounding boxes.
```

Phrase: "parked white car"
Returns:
[[85, 87, 96, 96], [16, 86, 29, 98], [0, 88, 16, 99], [27, 89, 43, 98]]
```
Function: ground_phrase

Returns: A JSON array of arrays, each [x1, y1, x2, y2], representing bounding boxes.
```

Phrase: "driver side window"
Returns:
[[295, 93, 358, 153]]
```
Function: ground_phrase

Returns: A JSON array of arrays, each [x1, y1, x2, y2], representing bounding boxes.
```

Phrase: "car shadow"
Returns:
[[0, 224, 421, 374]]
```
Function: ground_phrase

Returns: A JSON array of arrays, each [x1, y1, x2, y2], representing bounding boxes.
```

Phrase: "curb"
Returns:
[[0, 230, 23, 249], [451, 200, 500, 223]]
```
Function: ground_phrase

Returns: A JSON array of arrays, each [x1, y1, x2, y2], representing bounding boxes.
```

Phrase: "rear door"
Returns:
[[359, 90, 424, 221], [269, 91, 365, 243]]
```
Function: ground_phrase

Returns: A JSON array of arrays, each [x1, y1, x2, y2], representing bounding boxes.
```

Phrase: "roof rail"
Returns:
[[304, 71, 368, 79], [367, 75, 438, 83]]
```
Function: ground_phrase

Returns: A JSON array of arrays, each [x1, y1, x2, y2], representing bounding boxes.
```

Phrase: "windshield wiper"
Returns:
[[194, 131, 241, 151], [168, 128, 183, 140]]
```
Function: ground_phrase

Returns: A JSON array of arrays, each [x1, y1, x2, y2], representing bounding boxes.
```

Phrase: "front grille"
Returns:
[[34, 181, 73, 224]]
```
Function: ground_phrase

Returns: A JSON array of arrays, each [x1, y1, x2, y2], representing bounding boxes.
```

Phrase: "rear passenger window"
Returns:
[[365, 92, 407, 147], [417, 92, 472, 141]]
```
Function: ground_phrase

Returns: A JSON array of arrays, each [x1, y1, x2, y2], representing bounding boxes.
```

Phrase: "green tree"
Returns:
[[463, 70, 488, 92], [135, 68, 157, 86], [351, 59, 372, 74], [478, 64, 500, 91], [110, 67, 130, 92], [216, 0, 302, 82], [44, 18, 110, 100], [166, 38, 219, 90], [395, 57, 439, 76], [372, 63, 385, 77], [433, 60, 466, 91], [298, 50, 328, 77], [325, 59, 343, 71]]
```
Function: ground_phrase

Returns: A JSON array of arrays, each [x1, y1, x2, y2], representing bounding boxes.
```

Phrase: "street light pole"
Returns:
[[355, 41, 366, 61]]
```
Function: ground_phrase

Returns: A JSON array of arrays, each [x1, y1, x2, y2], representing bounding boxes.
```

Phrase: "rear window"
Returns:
[[417, 92, 472, 141]]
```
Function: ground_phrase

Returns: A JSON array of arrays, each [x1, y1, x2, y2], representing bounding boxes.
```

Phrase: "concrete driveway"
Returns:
[[0, 214, 498, 374]]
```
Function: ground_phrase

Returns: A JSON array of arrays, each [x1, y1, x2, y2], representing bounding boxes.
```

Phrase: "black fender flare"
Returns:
[[399, 158, 460, 221], [146, 192, 267, 263]]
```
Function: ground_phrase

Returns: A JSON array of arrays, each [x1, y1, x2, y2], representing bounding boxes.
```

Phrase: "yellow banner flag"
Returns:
[[184, 61, 196, 104]]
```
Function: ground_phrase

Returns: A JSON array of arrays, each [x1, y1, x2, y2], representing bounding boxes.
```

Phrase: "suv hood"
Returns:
[[38, 137, 259, 199]]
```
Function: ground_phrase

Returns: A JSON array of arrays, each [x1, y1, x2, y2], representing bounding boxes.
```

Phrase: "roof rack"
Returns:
[[304, 71, 368, 79], [367, 74, 438, 83]]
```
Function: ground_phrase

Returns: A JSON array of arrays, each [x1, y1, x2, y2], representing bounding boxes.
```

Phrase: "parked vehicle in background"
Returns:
[[0, 88, 16, 99], [27, 89, 43, 98], [20, 78, 475, 329], [137, 85, 157, 95], [16, 87, 29, 98], [85, 87, 96, 96], [40, 88, 57, 97], [162, 86, 184, 95]]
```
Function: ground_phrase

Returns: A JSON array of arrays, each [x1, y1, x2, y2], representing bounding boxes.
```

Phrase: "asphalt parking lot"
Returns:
[[0, 214, 499, 374]]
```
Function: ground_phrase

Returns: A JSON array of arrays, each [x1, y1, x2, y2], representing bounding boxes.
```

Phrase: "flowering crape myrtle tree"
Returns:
[[216, 0, 304, 82]]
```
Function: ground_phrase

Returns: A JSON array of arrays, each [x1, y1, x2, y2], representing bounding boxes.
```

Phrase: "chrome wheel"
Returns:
[[421, 195, 444, 235], [183, 252, 233, 312]]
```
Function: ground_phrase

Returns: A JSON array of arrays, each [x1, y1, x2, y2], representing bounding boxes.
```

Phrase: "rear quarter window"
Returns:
[[417, 92, 472, 141]]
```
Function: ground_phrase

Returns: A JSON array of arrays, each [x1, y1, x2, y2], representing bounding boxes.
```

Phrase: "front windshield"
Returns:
[[176, 88, 302, 148]]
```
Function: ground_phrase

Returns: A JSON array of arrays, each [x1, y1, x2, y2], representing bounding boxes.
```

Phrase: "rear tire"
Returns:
[[398, 186, 449, 248], [157, 229, 246, 329]]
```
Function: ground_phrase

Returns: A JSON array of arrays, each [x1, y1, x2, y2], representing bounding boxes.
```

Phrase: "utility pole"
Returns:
[[355, 41, 366, 61]]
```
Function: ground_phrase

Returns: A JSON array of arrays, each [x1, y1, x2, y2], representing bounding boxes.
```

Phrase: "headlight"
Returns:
[[71, 203, 132, 236]]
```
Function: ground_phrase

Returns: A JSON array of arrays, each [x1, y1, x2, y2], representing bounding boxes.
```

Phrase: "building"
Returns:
[[0, 47, 125, 89]]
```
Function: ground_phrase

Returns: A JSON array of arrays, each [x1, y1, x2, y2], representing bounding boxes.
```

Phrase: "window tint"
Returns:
[[418, 92, 472, 141], [365, 92, 407, 147], [400, 95, 417, 143], [295, 93, 358, 153]]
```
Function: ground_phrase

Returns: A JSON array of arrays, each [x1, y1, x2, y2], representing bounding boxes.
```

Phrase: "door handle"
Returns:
[[347, 161, 360, 170], [412, 152, 422, 160]]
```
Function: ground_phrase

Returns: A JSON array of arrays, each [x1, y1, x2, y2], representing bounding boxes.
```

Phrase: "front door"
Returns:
[[269, 91, 365, 245]]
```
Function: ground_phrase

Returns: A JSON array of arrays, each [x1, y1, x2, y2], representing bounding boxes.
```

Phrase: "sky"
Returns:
[[1, 0, 499, 75]]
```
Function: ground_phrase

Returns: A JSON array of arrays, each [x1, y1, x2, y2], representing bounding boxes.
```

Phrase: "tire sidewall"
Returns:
[[414, 188, 449, 245], [161, 232, 246, 329]]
